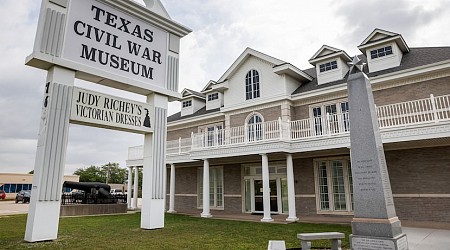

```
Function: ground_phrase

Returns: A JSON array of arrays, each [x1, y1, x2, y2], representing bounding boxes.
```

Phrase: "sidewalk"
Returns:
[[403, 227, 450, 250]]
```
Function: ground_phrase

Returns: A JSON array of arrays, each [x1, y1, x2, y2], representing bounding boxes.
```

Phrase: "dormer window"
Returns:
[[319, 61, 337, 73], [182, 100, 192, 108], [245, 70, 260, 100], [208, 93, 219, 101], [370, 45, 393, 59]]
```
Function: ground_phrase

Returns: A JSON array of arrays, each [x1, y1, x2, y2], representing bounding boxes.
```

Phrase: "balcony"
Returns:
[[127, 94, 450, 163]]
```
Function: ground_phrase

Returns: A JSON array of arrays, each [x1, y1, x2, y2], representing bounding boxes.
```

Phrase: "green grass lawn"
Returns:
[[0, 213, 351, 249]]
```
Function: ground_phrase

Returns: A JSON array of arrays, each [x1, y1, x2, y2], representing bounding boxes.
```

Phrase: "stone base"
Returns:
[[60, 203, 128, 216], [350, 233, 408, 250]]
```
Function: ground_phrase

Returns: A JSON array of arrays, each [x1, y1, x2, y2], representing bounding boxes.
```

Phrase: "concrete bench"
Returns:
[[297, 232, 344, 250]]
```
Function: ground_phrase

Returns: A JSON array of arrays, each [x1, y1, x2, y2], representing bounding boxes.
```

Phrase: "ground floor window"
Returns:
[[198, 167, 223, 208], [314, 158, 353, 213], [0, 184, 32, 193]]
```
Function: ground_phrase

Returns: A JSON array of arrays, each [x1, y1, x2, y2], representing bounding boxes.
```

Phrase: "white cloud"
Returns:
[[0, 0, 448, 174]]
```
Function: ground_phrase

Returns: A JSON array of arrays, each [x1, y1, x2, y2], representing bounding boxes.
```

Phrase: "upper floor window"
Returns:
[[208, 93, 219, 101], [200, 124, 223, 147], [182, 100, 192, 108], [245, 70, 260, 100], [311, 101, 349, 136], [319, 61, 337, 73], [370, 45, 393, 59], [247, 114, 263, 141]]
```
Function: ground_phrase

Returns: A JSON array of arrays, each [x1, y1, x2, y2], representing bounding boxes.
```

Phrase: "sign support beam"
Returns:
[[141, 93, 168, 229], [25, 66, 75, 242]]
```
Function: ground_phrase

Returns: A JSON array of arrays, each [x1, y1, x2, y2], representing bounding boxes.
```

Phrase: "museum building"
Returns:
[[126, 29, 450, 223]]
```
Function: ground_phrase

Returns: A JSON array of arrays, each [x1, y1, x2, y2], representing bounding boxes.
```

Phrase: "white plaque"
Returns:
[[70, 87, 153, 134], [64, 0, 168, 89], [352, 237, 395, 250]]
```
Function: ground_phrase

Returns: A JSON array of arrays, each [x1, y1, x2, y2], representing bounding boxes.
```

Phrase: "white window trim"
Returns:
[[245, 69, 262, 101], [308, 98, 349, 117], [313, 157, 354, 215], [318, 60, 339, 74], [244, 111, 265, 125], [369, 43, 396, 62], [207, 92, 219, 102], [182, 99, 192, 108]]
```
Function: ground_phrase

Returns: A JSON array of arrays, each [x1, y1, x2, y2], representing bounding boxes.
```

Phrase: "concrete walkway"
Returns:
[[2, 200, 449, 249], [403, 227, 450, 250]]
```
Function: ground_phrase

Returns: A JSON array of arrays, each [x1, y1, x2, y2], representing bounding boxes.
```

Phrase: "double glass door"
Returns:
[[253, 180, 278, 212], [244, 178, 287, 214]]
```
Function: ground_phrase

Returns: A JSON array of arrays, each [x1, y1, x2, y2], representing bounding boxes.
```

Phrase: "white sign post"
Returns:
[[25, 0, 190, 242]]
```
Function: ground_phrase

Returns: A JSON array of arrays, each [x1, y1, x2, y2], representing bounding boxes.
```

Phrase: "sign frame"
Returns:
[[26, 0, 191, 98]]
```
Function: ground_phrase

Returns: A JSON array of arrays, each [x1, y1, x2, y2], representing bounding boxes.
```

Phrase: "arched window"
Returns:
[[245, 70, 260, 100], [247, 114, 263, 141]]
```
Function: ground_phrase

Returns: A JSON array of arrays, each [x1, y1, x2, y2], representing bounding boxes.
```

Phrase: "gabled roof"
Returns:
[[273, 63, 313, 82], [201, 80, 218, 92], [292, 47, 450, 95], [180, 88, 206, 100], [358, 28, 410, 54], [218, 48, 285, 82], [143, 0, 171, 19], [308, 45, 352, 65]]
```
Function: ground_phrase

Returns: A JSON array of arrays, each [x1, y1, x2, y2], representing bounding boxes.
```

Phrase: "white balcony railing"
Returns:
[[127, 94, 450, 159]]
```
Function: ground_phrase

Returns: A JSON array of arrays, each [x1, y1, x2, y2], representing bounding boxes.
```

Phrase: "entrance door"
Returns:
[[253, 179, 278, 213]]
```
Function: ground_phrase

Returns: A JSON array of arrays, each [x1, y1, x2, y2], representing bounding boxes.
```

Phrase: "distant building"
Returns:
[[0, 173, 79, 199], [127, 28, 450, 223]]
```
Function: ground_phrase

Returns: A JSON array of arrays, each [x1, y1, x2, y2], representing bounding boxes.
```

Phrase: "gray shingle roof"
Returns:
[[292, 47, 450, 95], [168, 47, 450, 122], [167, 107, 221, 123]]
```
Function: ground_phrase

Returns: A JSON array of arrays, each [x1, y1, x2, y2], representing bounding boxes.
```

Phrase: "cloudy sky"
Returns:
[[0, 0, 449, 175]]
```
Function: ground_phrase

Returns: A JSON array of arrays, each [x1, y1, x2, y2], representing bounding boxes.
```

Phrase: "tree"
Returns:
[[74, 163, 126, 183], [102, 162, 127, 184], [74, 165, 104, 182], [28, 170, 34, 174]]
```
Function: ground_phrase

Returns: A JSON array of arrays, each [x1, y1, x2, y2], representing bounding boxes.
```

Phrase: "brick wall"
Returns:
[[293, 158, 315, 195], [374, 76, 450, 105], [167, 126, 199, 141], [174, 166, 198, 194], [167, 146, 450, 222], [229, 106, 281, 127], [223, 164, 241, 195], [291, 76, 450, 121], [395, 197, 450, 222], [387, 146, 450, 194]]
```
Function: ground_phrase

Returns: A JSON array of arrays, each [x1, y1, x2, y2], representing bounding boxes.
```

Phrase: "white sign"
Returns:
[[64, 0, 168, 88], [70, 87, 153, 134]]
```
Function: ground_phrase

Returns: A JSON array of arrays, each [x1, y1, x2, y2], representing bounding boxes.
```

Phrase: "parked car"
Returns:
[[0, 190, 6, 199], [15, 190, 31, 203]]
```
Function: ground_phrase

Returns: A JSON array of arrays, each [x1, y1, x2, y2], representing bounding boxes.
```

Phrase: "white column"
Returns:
[[201, 159, 212, 218], [260, 153, 273, 222], [133, 166, 139, 209], [167, 163, 176, 213], [127, 166, 132, 209], [141, 93, 168, 229], [286, 154, 298, 222], [25, 66, 75, 242]]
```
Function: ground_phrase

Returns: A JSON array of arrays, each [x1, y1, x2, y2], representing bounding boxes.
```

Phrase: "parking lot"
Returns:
[[0, 200, 29, 215]]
